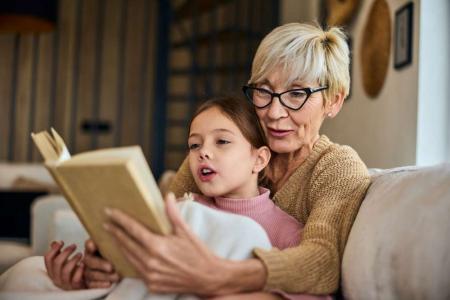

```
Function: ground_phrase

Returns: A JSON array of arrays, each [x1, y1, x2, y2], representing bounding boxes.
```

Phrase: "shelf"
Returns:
[[174, 0, 231, 21], [170, 64, 249, 75], [171, 28, 263, 49]]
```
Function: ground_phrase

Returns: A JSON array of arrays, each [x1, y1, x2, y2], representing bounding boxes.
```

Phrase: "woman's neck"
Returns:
[[267, 135, 319, 191]]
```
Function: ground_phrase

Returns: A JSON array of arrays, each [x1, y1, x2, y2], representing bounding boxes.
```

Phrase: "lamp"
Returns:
[[0, 0, 57, 33]]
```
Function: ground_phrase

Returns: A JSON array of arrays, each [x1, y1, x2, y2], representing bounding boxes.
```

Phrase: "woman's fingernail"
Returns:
[[104, 207, 112, 216], [103, 223, 110, 231]]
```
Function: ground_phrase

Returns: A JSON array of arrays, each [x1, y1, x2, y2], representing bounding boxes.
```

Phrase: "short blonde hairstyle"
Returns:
[[249, 22, 350, 104]]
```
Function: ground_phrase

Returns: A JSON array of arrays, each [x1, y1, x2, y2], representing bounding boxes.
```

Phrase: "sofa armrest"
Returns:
[[51, 210, 88, 253]]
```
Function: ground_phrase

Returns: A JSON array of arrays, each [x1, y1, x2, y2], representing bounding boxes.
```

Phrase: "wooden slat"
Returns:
[[74, 0, 99, 153], [31, 32, 55, 161], [0, 35, 15, 161], [97, 0, 122, 149], [140, 0, 157, 158], [54, 0, 79, 148], [119, 0, 146, 146], [13, 35, 34, 161]]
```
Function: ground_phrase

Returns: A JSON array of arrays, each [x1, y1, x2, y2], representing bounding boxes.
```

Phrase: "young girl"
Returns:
[[1, 97, 328, 300]]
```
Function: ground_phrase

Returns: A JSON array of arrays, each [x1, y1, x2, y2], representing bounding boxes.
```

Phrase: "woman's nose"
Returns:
[[267, 97, 289, 119]]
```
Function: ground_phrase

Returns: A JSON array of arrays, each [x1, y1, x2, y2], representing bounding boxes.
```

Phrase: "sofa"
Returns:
[[1, 163, 449, 299]]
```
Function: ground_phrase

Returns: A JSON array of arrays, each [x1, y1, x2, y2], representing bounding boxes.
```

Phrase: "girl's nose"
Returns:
[[199, 148, 211, 160]]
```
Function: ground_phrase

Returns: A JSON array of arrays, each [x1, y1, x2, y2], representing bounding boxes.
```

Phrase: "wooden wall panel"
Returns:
[[139, 0, 157, 159], [74, 0, 99, 153], [13, 35, 34, 161], [0, 35, 15, 161], [0, 0, 158, 163], [97, 0, 122, 149], [119, 0, 146, 147], [30, 33, 55, 161], [54, 0, 79, 150]]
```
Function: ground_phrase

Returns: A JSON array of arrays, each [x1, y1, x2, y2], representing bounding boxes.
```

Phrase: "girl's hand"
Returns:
[[83, 239, 121, 288], [44, 241, 85, 290], [103, 193, 229, 296]]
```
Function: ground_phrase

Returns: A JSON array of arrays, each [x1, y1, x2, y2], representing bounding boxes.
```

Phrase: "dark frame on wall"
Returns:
[[394, 2, 414, 69]]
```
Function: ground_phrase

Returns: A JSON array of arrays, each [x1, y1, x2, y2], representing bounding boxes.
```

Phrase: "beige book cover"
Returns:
[[31, 128, 172, 277]]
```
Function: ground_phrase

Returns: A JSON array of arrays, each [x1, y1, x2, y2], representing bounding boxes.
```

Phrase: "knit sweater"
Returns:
[[193, 188, 302, 250], [169, 135, 371, 294]]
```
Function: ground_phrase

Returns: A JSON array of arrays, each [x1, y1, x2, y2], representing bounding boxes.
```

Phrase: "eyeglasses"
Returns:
[[242, 85, 328, 111]]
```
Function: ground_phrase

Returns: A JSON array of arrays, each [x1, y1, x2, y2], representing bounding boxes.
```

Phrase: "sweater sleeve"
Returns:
[[253, 147, 371, 294], [167, 156, 200, 198]]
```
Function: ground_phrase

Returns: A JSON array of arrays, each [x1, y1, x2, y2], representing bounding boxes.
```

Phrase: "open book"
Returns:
[[31, 128, 172, 277]]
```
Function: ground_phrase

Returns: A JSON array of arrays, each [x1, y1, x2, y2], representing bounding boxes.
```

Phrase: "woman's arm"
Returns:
[[254, 147, 371, 294], [104, 193, 267, 296]]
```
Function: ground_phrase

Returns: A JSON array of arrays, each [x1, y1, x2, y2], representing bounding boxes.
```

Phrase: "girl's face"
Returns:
[[188, 107, 262, 199]]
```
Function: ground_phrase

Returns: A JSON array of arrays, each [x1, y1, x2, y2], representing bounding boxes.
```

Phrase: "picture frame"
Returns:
[[346, 36, 353, 100], [394, 2, 414, 69]]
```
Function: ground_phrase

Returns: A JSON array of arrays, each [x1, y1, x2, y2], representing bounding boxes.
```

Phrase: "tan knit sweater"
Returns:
[[168, 135, 371, 294]]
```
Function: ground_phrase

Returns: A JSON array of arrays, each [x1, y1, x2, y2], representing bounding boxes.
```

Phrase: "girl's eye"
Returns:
[[217, 139, 230, 145], [188, 143, 199, 150]]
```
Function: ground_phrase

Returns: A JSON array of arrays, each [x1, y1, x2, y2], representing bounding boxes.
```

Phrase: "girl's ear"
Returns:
[[252, 146, 271, 174]]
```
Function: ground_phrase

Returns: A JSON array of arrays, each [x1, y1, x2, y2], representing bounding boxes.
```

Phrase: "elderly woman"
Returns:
[[86, 22, 370, 298]]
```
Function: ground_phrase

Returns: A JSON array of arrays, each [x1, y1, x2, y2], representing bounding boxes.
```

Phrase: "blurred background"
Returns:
[[0, 0, 448, 179]]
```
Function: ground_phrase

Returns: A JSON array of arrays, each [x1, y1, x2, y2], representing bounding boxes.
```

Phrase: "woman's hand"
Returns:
[[44, 241, 85, 290], [83, 239, 121, 288], [103, 193, 232, 296]]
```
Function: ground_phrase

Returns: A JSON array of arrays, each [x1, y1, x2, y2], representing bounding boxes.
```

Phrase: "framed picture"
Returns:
[[394, 2, 414, 69], [346, 36, 353, 100]]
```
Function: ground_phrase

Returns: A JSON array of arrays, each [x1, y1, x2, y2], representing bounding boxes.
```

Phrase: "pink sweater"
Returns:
[[193, 187, 302, 250]]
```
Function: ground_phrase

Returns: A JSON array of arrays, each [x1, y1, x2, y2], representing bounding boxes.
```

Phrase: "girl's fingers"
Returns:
[[84, 239, 98, 255], [44, 241, 64, 278], [61, 252, 82, 285], [84, 252, 114, 273], [53, 244, 77, 281], [86, 280, 113, 289], [84, 269, 120, 282], [71, 263, 85, 289]]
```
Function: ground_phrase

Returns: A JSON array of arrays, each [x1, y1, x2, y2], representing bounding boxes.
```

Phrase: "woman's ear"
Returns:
[[252, 146, 271, 174], [326, 90, 345, 118]]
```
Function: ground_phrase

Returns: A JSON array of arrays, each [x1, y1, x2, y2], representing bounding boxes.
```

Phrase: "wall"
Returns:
[[0, 0, 157, 162], [416, 0, 450, 165], [280, 0, 449, 168]]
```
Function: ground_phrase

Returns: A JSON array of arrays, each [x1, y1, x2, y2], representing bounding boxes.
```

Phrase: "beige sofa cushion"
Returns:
[[342, 163, 450, 300]]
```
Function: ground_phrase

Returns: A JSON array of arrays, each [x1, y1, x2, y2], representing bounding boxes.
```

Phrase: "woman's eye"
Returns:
[[217, 139, 230, 145], [188, 143, 199, 150], [289, 90, 306, 98]]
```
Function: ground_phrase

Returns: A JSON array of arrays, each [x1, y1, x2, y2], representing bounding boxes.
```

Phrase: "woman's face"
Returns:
[[254, 67, 328, 154]]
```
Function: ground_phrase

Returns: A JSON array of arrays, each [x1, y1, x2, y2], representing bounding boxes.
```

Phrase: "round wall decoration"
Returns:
[[326, 0, 360, 26], [360, 0, 391, 98]]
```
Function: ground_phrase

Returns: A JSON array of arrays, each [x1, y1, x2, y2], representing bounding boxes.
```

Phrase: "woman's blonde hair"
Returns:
[[249, 22, 350, 104]]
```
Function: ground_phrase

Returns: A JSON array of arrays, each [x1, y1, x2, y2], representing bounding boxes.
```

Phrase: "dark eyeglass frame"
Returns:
[[242, 85, 328, 111]]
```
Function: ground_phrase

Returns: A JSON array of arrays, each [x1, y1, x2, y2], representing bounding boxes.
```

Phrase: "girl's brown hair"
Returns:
[[190, 96, 267, 150]]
